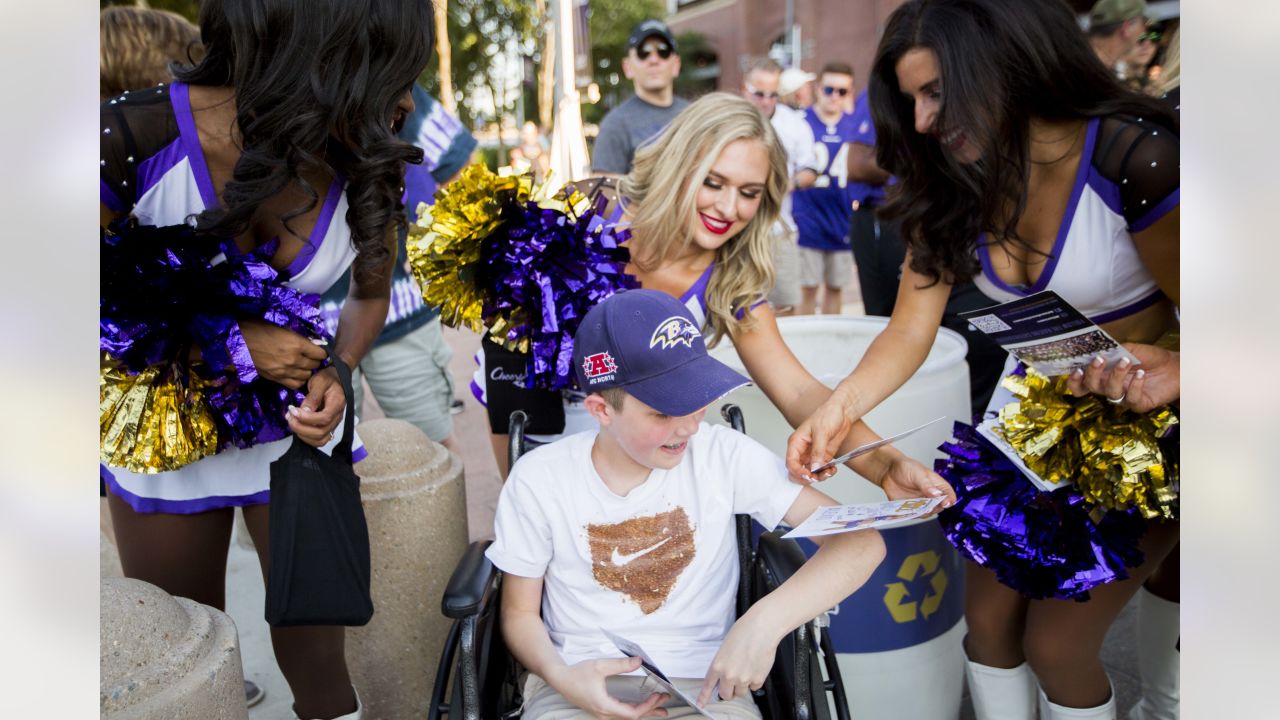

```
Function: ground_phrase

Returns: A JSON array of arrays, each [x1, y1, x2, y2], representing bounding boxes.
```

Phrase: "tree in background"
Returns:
[[418, 0, 538, 164], [102, 0, 199, 21], [673, 31, 717, 100], [435, 0, 455, 113]]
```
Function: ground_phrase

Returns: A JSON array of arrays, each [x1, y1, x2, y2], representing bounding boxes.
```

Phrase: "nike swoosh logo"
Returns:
[[611, 537, 671, 566]]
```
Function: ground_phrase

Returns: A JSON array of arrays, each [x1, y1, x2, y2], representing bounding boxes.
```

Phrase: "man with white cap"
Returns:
[[778, 67, 815, 110]]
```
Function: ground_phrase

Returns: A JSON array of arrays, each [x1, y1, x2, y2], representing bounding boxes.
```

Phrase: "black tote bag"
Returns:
[[265, 348, 373, 627]]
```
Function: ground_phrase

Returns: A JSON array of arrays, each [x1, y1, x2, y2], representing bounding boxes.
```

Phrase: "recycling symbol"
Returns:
[[882, 550, 947, 623]]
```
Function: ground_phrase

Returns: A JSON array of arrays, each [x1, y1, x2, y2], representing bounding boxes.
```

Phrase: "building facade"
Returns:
[[664, 0, 907, 96]]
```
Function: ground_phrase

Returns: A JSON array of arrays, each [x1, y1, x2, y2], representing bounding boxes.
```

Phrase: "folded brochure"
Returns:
[[601, 628, 716, 717], [782, 497, 946, 539], [958, 290, 1139, 377]]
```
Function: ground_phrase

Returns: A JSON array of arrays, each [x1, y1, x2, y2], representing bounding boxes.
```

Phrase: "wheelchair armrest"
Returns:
[[756, 530, 808, 588], [442, 539, 499, 619]]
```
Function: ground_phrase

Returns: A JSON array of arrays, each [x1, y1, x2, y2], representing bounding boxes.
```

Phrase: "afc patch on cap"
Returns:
[[649, 315, 701, 350], [582, 351, 619, 384]]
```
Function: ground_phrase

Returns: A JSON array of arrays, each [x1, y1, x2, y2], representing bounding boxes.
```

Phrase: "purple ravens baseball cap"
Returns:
[[573, 289, 750, 416]]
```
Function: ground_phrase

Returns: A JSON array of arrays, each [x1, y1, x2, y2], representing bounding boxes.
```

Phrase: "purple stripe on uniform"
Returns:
[[170, 82, 219, 209], [680, 263, 715, 305], [1027, 116, 1101, 294], [1085, 171, 1124, 217], [1129, 188, 1180, 233], [101, 178, 126, 212], [1088, 289, 1167, 325], [470, 378, 487, 407], [977, 234, 1026, 296], [285, 178, 345, 278], [103, 443, 368, 514], [104, 473, 270, 514], [135, 137, 186, 201]]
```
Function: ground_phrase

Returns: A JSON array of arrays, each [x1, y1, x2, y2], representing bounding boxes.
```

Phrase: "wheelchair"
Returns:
[[428, 405, 851, 720]]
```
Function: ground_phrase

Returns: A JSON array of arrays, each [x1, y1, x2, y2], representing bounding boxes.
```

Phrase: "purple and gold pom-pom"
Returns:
[[407, 165, 638, 390], [100, 221, 329, 472], [936, 421, 1147, 601], [100, 356, 219, 473], [406, 164, 531, 332], [994, 368, 1178, 520], [481, 184, 638, 389]]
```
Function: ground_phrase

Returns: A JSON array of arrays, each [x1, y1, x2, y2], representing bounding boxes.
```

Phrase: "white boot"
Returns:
[[965, 655, 1037, 720], [1038, 685, 1116, 720], [294, 687, 363, 720], [1129, 587, 1180, 720]]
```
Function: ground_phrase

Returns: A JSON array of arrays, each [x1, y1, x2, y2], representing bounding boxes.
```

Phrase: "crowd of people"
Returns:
[[100, 1, 1179, 719]]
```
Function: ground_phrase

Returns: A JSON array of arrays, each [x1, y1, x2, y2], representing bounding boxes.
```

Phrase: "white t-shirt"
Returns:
[[486, 423, 804, 679], [771, 103, 820, 232]]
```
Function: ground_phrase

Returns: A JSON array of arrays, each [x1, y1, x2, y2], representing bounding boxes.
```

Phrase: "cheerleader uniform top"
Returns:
[[975, 115, 1179, 416], [100, 81, 367, 513], [471, 262, 723, 442], [973, 115, 1179, 325]]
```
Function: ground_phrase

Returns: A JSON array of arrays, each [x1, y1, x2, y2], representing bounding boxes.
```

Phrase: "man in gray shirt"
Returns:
[[591, 19, 689, 176]]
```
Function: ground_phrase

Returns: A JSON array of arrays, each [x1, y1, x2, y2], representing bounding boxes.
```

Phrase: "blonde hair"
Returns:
[[1159, 27, 1180, 95], [100, 5, 204, 100], [619, 93, 788, 346]]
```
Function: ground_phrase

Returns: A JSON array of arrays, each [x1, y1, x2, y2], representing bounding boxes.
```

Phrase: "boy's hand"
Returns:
[[876, 455, 955, 509], [546, 657, 670, 719], [697, 615, 780, 705]]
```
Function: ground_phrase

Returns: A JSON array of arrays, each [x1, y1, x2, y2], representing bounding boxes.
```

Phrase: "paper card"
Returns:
[[960, 291, 1139, 376], [782, 497, 946, 539], [600, 629, 715, 718], [809, 416, 947, 474]]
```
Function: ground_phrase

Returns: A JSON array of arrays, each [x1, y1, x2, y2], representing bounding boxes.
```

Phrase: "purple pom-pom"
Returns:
[[935, 420, 1147, 601], [480, 191, 638, 390], [101, 220, 329, 454]]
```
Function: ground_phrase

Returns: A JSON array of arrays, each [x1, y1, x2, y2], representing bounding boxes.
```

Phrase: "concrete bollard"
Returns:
[[101, 578, 247, 720], [346, 418, 468, 720]]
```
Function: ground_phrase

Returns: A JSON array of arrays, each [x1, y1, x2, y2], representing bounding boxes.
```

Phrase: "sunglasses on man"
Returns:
[[635, 41, 673, 61], [745, 83, 778, 100], [822, 85, 850, 97]]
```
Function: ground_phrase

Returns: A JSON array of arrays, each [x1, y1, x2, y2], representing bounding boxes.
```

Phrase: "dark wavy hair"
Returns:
[[868, 0, 1176, 284], [175, 0, 434, 283]]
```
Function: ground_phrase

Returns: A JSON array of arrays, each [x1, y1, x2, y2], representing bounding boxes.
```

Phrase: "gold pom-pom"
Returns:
[[100, 356, 218, 474], [406, 164, 533, 332], [994, 368, 1178, 520]]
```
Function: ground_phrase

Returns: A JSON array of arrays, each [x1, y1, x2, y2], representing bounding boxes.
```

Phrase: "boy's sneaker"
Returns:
[[245, 680, 265, 708], [450, 398, 465, 415]]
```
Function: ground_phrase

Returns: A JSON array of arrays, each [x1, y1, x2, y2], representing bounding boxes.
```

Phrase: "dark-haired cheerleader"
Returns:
[[786, 1, 1179, 718], [100, 2, 436, 718]]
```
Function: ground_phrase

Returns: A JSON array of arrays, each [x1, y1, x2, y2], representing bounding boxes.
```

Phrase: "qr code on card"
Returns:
[[967, 314, 1012, 334]]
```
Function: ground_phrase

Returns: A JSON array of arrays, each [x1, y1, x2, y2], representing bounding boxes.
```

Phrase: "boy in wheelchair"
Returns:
[[486, 290, 887, 719]]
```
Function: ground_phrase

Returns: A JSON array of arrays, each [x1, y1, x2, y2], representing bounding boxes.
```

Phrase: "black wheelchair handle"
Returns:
[[441, 540, 498, 619], [720, 404, 746, 434], [508, 410, 528, 472]]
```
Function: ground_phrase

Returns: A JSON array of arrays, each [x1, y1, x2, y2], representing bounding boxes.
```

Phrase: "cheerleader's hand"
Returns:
[[786, 396, 857, 483], [287, 366, 346, 447], [875, 454, 955, 509], [1067, 344, 1179, 413], [241, 319, 327, 390]]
